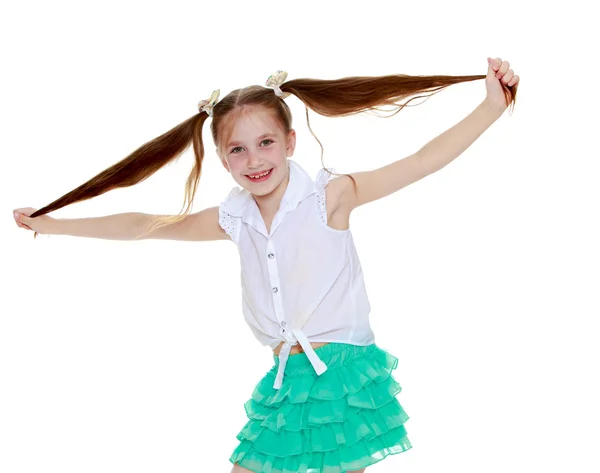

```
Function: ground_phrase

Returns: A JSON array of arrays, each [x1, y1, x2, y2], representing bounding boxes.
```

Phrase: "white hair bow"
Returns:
[[198, 89, 220, 117], [265, 70, 291, 99]]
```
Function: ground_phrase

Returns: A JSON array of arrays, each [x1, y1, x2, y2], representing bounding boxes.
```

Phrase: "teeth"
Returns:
[[249, 170, 270, 179]]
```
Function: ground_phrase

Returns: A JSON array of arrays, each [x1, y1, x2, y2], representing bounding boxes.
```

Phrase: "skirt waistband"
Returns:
[[272, 342, 376, 375]]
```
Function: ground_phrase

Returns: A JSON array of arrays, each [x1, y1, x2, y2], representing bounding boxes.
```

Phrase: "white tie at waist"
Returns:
[[273, 328, 328, 389]]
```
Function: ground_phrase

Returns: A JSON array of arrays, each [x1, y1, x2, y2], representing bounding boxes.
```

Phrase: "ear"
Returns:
[[286, 129, 296, 157]]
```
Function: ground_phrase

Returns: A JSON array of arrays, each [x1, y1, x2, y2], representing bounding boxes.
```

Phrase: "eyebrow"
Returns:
[[227, 133, 277, 148]]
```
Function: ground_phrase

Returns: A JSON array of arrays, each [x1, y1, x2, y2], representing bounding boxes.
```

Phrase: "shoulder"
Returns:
[[315, 168, 354, 231], [219, 186, 248, 214], [218, 186, 249, 243], [316, 168, 354, 209]]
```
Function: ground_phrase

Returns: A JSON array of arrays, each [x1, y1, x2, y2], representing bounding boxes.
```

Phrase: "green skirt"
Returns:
[[229, 342, 412, 473]]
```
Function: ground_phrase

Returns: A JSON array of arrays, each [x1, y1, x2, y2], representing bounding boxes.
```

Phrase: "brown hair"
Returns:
[[29, 72, 517, 238]]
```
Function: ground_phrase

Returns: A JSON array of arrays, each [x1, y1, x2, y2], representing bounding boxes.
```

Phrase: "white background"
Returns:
[[1, 1, 598, 472]]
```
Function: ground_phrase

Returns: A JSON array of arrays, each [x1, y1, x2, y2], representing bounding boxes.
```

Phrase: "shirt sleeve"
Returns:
[[315, 167, 337, 225], [218, 187, 242, 244]]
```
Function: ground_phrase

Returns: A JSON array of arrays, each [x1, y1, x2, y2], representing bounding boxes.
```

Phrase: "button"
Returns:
[[280, 321, 287, 328], [268, 253, 274, 259], [272, 287, 279, 293]]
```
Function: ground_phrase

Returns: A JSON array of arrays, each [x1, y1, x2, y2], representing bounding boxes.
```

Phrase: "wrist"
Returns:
[[482, 97, 506, 118], [44, 217, 61, 235]]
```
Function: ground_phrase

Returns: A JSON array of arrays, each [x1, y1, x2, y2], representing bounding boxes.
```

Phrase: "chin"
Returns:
[[254, 180, 279, 196]]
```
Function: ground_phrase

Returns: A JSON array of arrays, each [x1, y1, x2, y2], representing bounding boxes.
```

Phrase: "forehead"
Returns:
[[223, 106, 282, 146]]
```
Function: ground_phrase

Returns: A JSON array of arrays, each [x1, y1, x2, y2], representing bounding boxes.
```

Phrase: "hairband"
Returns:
[[197, 89, 220, 117], [265, 70, 291, 99], [197, 70, 290, 117]]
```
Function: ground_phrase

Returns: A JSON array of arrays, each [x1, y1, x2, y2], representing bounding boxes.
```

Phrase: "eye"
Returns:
[[230, 139, 273, 154]]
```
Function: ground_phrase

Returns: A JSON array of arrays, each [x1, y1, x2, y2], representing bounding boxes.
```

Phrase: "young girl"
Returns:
[[13, 58, 518, 473]]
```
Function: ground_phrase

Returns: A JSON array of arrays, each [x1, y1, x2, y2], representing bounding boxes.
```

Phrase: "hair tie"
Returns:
[[198, 89, 220, 117], [265, 70, 291, 99]]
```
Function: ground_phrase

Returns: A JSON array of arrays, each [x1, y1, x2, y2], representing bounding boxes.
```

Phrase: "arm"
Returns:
[[335, 99, 504, 211], [44, 206, 229, 241]]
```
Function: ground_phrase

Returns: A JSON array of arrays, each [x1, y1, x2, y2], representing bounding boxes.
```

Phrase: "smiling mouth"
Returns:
[[246, 168, 273, 179]]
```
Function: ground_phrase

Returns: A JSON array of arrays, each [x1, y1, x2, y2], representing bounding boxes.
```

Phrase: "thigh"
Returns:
[[232, 463, 365, 473], [230, 463, 255, 473]]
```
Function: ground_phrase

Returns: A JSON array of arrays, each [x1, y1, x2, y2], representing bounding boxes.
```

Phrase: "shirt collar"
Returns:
[[223, 159, 317, 218]]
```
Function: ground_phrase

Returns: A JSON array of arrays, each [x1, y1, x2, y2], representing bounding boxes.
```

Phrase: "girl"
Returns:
[[13, 58, 519, 473]]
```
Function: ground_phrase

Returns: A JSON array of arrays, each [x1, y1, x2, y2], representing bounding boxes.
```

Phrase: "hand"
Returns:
[[485, 57, 520, 113], [13, 207, 54, 234]]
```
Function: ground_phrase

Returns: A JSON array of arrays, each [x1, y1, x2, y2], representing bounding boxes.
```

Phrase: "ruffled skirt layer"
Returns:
[[229, 343, 412, 473]]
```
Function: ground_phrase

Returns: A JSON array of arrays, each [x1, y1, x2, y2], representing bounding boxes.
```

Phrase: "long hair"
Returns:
[[28, 71, 517, 238]]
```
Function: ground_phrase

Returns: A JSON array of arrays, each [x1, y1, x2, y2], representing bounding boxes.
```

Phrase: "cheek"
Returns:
[[225, 157, 244, 173], [265, 146, 283, 162]]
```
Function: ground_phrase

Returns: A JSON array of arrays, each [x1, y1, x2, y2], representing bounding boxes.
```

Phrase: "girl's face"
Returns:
[[218, 106, 296, 197]]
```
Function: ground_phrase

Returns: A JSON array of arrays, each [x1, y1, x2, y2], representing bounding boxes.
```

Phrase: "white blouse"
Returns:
[[218, 159, 375, 389]]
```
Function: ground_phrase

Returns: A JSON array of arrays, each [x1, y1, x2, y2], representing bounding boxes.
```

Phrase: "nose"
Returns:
[[246, 151, 262, 168]]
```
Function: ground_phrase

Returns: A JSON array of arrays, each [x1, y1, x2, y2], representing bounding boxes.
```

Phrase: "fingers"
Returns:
[[489, 57, 520, 87], [13, 213, 29, 230], [13, 208, 35, 231], [490, 58, 509, 79], [490, 57, 502, 71], [13, 207, 37, 217], [498, 60, 510, 77], [14, 217, 32, 231], [501, 69, 515, 85]]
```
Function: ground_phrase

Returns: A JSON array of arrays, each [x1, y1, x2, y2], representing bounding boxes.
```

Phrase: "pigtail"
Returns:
[[278, 72, 517, 187], [281, 73, 516, 118], [29, 111, 211, 239]]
